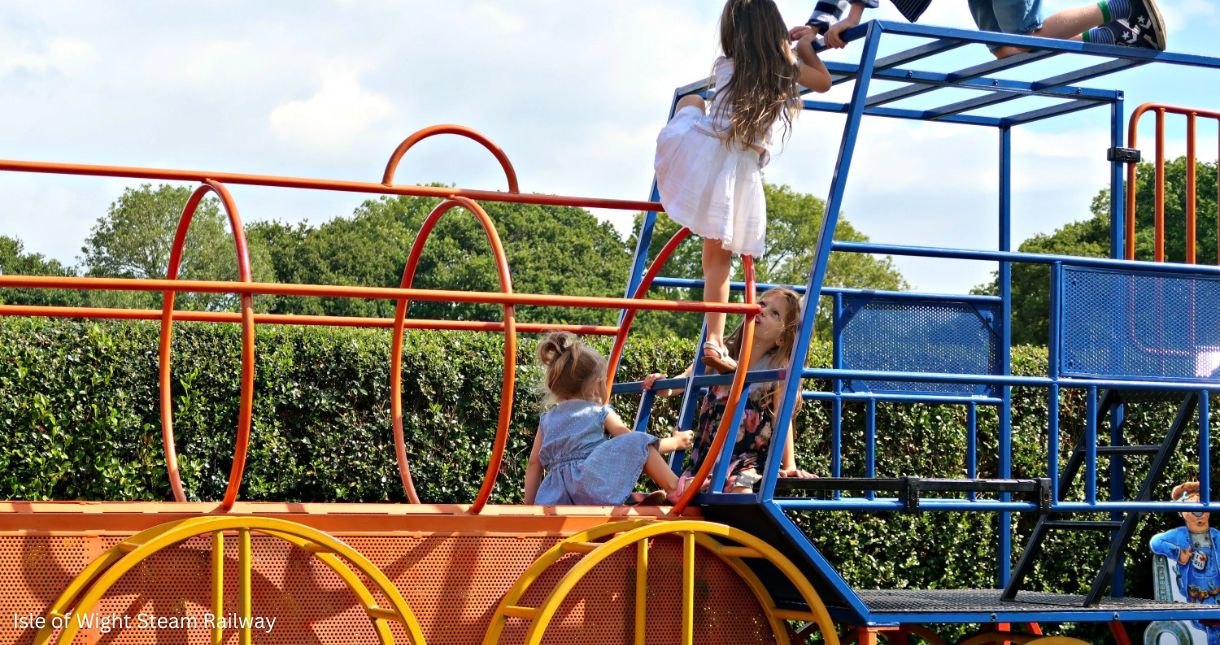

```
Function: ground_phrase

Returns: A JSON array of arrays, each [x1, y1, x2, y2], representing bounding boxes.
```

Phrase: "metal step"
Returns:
[[1042, 520, 1123, 531], [1074, 445, 1160, 456]]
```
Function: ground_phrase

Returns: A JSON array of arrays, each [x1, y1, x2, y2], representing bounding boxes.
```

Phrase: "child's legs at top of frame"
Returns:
[[969, 0, 1044, 57], [807, 0, 851, 34]]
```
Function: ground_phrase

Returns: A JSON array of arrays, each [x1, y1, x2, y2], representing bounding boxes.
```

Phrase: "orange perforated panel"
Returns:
[[1, 512, 775, 644]]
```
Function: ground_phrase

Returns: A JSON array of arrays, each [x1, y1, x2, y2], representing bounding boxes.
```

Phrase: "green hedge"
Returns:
[[0, 317, 1208, 638]]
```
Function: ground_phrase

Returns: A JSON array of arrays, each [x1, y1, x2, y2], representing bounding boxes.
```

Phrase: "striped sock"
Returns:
[[1102, 0, 1132, 21], [1084, 25, 1117, 44]]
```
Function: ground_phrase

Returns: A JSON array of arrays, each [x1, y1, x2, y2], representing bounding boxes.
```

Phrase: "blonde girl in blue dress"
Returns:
[[524, 332, 693, 506], [654, 0, 832, 373]]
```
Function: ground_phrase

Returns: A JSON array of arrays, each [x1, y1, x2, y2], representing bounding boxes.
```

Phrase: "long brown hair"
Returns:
[[713, 0, 800, 147], [536, 332, 607, 405], [724, 287, 803, 411]]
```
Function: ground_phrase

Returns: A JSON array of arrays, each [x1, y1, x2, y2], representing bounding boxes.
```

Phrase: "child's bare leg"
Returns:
[[643, 447, 679, 492], [1035, 4, 1104, 39], [702, 239, 733, 346]]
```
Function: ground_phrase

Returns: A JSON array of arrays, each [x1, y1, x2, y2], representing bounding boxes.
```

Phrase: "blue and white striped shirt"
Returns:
[[806, 0, 931, 33]]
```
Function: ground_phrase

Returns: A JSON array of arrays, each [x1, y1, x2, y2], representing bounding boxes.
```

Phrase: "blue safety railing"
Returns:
[[612, 19, 1220, 625]]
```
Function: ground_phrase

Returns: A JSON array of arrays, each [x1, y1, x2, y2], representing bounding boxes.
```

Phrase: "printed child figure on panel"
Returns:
[[1149, 481, 1220, 644]]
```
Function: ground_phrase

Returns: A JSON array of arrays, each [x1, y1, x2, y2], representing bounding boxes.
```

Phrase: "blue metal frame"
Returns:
[[619, 18, 1220, 627]]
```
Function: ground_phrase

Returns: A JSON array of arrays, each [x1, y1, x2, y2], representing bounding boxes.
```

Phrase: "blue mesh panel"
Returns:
[[1060, 266, 1220, 382], [837, 295, 1001, 396]]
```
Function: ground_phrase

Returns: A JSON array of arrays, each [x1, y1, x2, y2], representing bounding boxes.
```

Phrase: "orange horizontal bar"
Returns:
[[0, 304, 618, 335], [0, 158, 663, 213], [0, 501, 697, 535], [0, 275, 762, 315], [1131, 103, 1220, 121]]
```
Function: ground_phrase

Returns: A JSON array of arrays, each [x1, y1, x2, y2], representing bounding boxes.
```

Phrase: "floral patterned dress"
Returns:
[[682, 383, 776, 490]]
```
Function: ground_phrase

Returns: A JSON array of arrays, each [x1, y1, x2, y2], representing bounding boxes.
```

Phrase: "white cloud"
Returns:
[[0, 37, 94, 77], [268, 64, 394, 150]]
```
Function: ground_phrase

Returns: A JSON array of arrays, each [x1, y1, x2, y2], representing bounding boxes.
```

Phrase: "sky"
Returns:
[[1, 1, 1219, 294]]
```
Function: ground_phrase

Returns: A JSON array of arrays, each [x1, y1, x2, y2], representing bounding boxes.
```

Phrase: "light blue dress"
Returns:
[[535, 399, 659, 505]]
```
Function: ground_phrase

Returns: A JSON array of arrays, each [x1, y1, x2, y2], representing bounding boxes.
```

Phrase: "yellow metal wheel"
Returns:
[[482, 519, 839, 645], [35, 516, 426, 645]]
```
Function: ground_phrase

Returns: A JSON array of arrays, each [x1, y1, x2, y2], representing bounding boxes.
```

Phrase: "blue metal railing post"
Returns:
[[712, 387, 752, 495], [833, 292, 845, 493], [968, 403, 978, 501], [1086, 385, 1098, 505], [998, 124, 1015, 586], [760, 22, 884, 502], [1201, 390, 1211, 503], [1109, 94, 1129, 594], [1048, 262, 1064, 507], [866, 398, 877, 500]]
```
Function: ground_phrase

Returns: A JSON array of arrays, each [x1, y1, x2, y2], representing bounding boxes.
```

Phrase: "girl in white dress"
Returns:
[[655, 0, 831, 372]]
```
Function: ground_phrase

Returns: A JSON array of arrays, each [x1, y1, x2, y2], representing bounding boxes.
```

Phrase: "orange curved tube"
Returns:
[[0, 303, 613, 334], [669, 257, 757, 515], [158, 181, 255, 511], [389, 197, 517, 513], [606, 227, 695, 388], [595, 226, 761, 515], [0, 158, 657, 212], [382, 125, 520, 193]]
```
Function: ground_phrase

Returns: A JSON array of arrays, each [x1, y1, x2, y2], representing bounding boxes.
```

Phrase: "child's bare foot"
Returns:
[[626, 490, 668, 505], [659, 430, 694, 453]]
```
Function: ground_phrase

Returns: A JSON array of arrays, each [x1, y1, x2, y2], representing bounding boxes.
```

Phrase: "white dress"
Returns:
[[654, 56, 775, 257]]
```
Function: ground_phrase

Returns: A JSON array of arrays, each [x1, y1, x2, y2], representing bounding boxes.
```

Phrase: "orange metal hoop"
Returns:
[[159, 180, 255, 511], [390, 197, 517, 513], [382, 125, 520, 193], [601, 227, 759, 515]]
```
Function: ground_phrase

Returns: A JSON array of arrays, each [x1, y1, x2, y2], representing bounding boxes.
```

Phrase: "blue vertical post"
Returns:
[[1201, 390, 1211, 504], [833, 293, 845, 492], [761, 23, 884, 503], [1109, 95, 1126, 261], [1108, 94, 1128, 594], [1048, 262, 1063, 507], [998, 125, 1015, 587], [967, 403, 978, 502], [1086, 386, 1098, 505], [866, 398, 877, 501]]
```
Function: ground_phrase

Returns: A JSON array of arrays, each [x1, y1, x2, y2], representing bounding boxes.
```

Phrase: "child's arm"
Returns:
[[825, 1, 868, 49], [794, 36, 833, 93], [606, 409, 692, 452], [642, 364, 694, 398], [604, 409, 633, 437], [523, 428, 544, 504]]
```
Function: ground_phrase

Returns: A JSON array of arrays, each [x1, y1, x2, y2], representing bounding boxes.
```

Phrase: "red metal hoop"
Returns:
[[382, 125, 520, 193], [158, 180, 255, 511], [602, 227, 758, 515], [390, 196, 517, 513]]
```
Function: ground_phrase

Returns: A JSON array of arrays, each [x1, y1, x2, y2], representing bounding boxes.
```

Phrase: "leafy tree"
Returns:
[[253, 195, 632, 327], [80, 184, 276, 311], [626, 183, 907, 339], [974, 156, 1217, 344], [0, 235, 84, 306]]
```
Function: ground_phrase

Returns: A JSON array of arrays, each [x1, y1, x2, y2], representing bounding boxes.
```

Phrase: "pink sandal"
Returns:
[[701, 341, 738, 373]]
